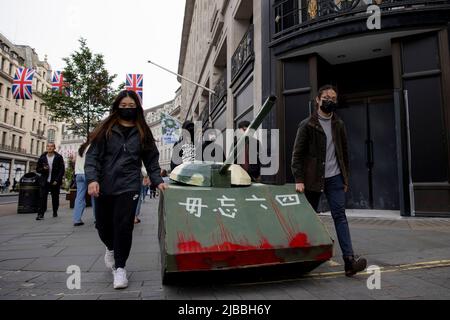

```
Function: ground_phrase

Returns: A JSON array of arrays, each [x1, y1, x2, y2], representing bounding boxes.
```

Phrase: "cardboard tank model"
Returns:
[[159, 96, 334, 284]]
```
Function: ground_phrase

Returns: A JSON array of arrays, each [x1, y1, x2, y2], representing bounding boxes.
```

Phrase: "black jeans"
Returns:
[[305, 174, 354, 258], [38, 182, 60, 216], [96, 192, 140, 269]]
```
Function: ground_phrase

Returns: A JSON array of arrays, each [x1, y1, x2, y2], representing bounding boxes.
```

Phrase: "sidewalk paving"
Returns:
[[0, 197, 450, 300]]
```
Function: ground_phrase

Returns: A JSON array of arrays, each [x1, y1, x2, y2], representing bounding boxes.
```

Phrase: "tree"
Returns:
[[43, 38, 123, 138]]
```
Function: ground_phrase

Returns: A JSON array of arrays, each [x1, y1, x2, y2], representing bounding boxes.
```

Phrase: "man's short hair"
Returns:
[[238, 120, 251, 130], [317, 85, 338, 98]]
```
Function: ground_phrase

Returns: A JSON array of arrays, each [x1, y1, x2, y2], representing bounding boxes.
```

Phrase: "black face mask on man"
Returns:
[[118, 108, 138, 121], [320, 100, 338, 114]]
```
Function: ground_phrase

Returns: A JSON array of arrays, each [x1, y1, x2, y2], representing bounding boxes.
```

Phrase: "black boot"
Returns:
[[36, 214, 44, 221], [344, 256, 367, 277]]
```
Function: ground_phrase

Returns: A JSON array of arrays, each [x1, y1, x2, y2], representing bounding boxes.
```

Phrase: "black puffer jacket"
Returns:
[[85, 125, 163, 196]]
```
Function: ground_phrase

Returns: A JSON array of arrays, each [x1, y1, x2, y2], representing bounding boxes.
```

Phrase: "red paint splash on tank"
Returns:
[[315, 249, 333, 261], [175, 232, 281, 271], [259, 237, 273, 249], [289, 233, 310, 248], [269, 197, 295, 240], [177, 234, 203, 252], [175, 231, 318, 271], [177, 233, 275, 254]]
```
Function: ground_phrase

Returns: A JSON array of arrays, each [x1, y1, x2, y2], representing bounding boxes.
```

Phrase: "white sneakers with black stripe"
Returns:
[[113, 268, 128, 289]]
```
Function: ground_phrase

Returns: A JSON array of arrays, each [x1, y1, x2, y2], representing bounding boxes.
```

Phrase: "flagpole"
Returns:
[[148, 60, 215, 126]]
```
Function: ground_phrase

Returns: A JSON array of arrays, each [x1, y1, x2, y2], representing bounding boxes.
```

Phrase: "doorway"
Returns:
[[338, 94, 399, 210], [281, 54, 400, 210]]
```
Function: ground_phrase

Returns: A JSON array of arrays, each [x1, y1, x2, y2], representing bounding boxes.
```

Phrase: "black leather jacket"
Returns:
[[36, 152, 65, 187], [85, 125, 163, 196]]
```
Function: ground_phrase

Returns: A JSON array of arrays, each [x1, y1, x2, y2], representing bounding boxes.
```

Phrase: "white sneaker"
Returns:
[[104, 248, 115, 270], [113, 268, 128, 289]]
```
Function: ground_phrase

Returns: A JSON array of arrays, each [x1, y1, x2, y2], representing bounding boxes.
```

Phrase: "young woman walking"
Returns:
[[86, 90, 167, 289]]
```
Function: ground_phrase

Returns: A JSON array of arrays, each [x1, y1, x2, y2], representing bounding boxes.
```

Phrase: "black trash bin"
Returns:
[[17, 172, 41, 214]]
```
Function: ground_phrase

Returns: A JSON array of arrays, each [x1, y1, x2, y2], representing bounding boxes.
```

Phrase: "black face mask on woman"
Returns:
[[118, 108, 138, 121], [320, 100, 338, 114]]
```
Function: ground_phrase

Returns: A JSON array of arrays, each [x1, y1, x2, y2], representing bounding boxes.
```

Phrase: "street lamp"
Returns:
[[147, 60, 216, 127]]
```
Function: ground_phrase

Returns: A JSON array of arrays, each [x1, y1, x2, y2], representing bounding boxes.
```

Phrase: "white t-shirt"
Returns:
[[47, 154, 55, 183], [75, 145, 90, 175]]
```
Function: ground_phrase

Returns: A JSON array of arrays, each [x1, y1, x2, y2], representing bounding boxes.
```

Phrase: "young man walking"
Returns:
[[291, 85, 367, 277], [36, 143, 65, 220]]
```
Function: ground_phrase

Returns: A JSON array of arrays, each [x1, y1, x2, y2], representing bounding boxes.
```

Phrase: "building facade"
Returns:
[[0, 33, 63, 188], [145, 88, 182, 171], [178, 0, 450, 217], [261, 0, 450, 217], [178, 0, 263, 152], [59, 129, 85, 166]]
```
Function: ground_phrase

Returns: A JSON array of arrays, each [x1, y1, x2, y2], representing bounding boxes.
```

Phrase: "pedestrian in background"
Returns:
[[86, 90, 168, 290], [236, 120, 262, 182], [72, 140, 96, 227], [134, 165, 150, 224], [291, 84, 367, 277], [36, 143, 65, 221], [161, 169, 170, 184], [4, 179, 10, 193], [170, 121, 195, 170], [149, 183, 157, 199]]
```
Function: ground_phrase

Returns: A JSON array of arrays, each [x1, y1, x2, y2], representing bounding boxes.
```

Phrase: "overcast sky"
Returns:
[[0, 0, 185, 109]]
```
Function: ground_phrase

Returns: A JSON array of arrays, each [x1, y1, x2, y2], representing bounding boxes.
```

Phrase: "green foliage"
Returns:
[[43, 38, 125, 138], [64, 156, 75, 191]]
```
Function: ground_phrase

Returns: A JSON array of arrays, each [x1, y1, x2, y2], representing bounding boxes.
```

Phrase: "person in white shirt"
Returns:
[[134, 165, 150, 224], [73, 141, 96, 226]]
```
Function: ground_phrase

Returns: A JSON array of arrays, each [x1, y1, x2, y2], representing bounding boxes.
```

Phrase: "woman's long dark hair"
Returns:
[[78, 139, 90, 157], [89, 90, 156, 151]]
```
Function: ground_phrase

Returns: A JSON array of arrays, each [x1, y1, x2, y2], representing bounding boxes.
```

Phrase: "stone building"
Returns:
[[0, 33, 63, 188], [178, 0, 450, 217], [144, 87, 182, 171], [178, 0, 262, 152]]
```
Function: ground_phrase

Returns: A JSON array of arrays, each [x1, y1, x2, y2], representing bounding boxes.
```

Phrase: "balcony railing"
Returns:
[[273, 0, 449, 38], [231, 25, 254, 81], [32, 129, 46, 138], [211, 72, 227, 110], [0, 144, 27, 155]]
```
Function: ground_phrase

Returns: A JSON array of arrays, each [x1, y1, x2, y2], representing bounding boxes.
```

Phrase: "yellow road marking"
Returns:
[[235, 259, 450, 286]]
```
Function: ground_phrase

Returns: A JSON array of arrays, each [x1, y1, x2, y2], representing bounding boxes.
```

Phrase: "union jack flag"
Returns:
[[51, 71, 70, 95], [125, 74, 143, 101], [12, 67, 35, 100]]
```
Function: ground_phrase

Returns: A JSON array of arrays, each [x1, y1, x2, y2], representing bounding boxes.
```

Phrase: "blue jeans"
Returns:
[[305, 174, 354, 257], [73, 174, 96, 223], [135, 185, 147, 217]]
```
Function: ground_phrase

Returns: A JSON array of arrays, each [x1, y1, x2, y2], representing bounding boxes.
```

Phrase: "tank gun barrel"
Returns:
[[219, 95, 277, 175]]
